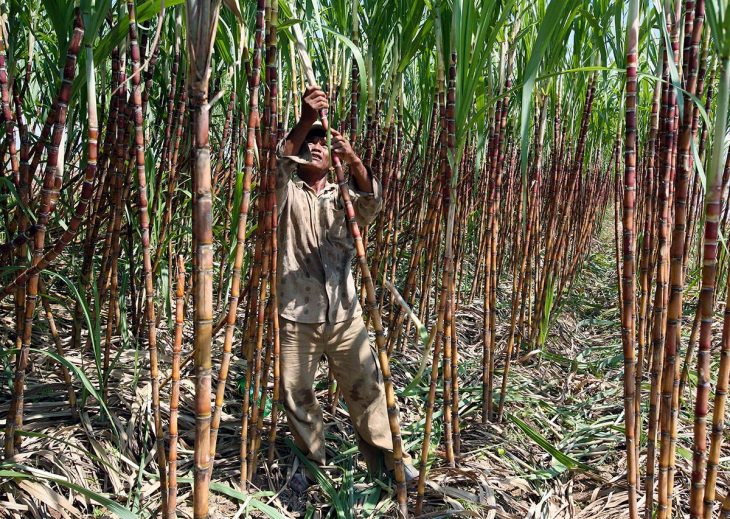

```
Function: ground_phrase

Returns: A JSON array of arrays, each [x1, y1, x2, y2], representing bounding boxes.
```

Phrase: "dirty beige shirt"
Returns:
[[275, 141, 383, 324]]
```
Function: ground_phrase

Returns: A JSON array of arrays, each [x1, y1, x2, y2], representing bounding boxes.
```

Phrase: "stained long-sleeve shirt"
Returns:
[[275, 140, 383, 324]]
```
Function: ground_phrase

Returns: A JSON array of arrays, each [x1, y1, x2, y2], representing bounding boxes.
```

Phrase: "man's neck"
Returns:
[[298, 170, 328, 194]]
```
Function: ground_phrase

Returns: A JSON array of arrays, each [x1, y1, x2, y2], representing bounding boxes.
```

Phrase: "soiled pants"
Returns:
[[279, 316, 412, 472]]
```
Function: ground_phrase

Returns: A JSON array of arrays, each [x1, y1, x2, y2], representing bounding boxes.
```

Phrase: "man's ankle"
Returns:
[[388, 462, 419, 484]]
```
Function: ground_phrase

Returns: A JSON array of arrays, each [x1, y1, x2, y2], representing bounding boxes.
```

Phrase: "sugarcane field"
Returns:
[[3, 0, 730, 517]]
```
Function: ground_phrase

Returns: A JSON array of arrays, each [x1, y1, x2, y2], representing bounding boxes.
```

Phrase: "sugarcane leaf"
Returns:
[[509, 413, 595, 473], [44, 269, 103, 386], [631, 72, 712, 129], [515, 0, 580, 237], [222, 0, 242, 19], [16, 431, 126, 479], [705, 0, 729, 55], [278, 17, 304, 30], [320, 26, 368, 104], [690, 129, 707, 193], [287, 438, 350, 518], [278, 0, 294, 20], [361, 484, 381, 513], [214, 15, 235, 66], [202, 480, 282, 518], [0, 177, 35, 224], [42, 0, 74, 55], [0, 466, 137, 518], [30, 347, 117, 436], [654, 0, 688, 127], [93, 0, 185, 69], [676, 446, 692, 461]]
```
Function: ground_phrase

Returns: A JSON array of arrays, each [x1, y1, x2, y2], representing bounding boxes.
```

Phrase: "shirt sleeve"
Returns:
[[275, 138, 298, 210], [347, 164, 383, 227]]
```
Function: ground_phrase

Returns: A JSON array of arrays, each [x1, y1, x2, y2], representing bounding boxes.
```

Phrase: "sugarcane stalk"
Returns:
[[185, 1, 223, 516], [620, 1, 640, 515], [247, 0, 278, 479], [168, 256, 186, 517], [4, 10, 83, 457], [127, 2, 169, 514], [208, 0, 265, 465], [692, 44, 730, 519]]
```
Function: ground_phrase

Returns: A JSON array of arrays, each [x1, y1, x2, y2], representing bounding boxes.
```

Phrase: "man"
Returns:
[[275, 86, 417, 491]]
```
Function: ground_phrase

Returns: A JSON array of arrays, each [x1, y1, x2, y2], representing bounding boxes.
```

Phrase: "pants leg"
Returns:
[[279, 317, 327, 465], [325, 317, 412, 472]]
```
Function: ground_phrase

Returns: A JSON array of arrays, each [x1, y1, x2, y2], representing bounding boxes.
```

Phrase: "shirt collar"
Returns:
[[294, 175, 339, 197]]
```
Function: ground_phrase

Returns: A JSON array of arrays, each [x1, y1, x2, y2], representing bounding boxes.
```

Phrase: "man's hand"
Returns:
[[330, 129, 372, 193], [330, 130, 357, 165], [302, 86, 328, 123], [283, 87, 328, 157]]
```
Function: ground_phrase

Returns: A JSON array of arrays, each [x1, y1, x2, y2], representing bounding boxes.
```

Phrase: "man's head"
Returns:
[[297, 123, 330, 182]]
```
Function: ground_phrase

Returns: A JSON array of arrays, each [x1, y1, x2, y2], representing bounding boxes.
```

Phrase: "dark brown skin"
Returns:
[[283, 86, 372, 195]]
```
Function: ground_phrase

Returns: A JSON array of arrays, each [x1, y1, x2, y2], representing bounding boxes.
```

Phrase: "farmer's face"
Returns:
[[301, 136, 329, 174]]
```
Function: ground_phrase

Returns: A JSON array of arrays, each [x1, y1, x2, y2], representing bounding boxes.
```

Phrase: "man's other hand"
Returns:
[[330, 130, 357, 165]]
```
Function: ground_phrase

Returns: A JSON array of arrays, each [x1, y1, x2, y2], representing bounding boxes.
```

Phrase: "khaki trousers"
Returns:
[[279, 316, 411, 472]]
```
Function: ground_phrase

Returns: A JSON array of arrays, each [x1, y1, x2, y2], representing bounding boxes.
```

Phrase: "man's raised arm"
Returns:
[[282, 86, 328, 156], [329, 129, 381, 225]]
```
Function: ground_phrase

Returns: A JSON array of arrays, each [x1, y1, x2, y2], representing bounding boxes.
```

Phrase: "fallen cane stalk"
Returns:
[[384, 280, 433, 382]]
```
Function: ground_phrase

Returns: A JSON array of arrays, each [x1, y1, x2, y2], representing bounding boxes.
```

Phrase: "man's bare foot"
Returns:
[[289, 467, 315, 493], [290, 473, 310, 493]]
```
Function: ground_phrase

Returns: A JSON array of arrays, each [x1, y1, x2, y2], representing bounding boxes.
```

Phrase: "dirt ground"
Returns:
[[1, 228, 728, 518]]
